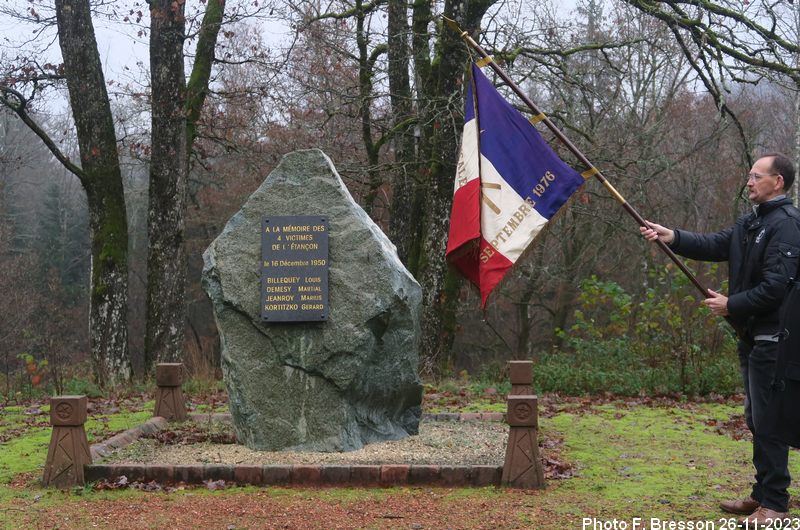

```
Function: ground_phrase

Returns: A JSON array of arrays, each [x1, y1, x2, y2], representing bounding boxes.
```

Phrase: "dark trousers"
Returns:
[[738, 339, 791, 512]]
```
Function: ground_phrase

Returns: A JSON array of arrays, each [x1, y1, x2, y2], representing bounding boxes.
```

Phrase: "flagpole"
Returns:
[[444, 18, 714, 302]]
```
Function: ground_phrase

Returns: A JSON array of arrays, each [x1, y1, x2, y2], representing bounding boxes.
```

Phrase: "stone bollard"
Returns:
[[501, 361, 545, 488], [42, 395, 92, 488], [153, 363, 188, 421], [508, 361, 533, 395]]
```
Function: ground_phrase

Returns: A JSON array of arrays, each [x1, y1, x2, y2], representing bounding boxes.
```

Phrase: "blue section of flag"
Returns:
[[471, 64, 584, 220], [465, 75, 475, 123]]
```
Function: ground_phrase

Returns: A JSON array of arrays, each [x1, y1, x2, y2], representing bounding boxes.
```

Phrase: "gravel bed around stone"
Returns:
[[105, 419, 508, 466]]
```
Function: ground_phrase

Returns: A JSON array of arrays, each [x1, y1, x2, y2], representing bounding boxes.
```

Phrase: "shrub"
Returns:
[[63, 376, 105, 398], [544, 267, 740, 396]]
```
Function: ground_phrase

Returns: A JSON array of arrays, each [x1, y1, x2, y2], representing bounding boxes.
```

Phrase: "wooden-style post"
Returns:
[[154, 363, 188, 421], [508, 361, 533, 395], [501, 361, 545, 488], [42, 395, 92, 488]]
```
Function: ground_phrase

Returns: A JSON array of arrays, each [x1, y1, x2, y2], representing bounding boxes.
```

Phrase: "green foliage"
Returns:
[[0, 425, 51, 483], [62, 376, 105, 398], [472, 360, 509, 386], [431, 376, 511, 398], [424, 376, 509, 413], [4, 353, 50, 400], [17, 353, 47, 381], [2, 364, 102, 403], [544, 268, 739, 396], [182, 376, 226, 396]]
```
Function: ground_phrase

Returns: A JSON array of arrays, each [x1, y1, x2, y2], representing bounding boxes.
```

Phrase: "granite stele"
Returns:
[[202, 149, 423, 452]]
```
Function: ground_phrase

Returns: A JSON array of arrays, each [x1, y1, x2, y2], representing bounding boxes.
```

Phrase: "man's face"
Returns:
[[747, 157, 785, 205]]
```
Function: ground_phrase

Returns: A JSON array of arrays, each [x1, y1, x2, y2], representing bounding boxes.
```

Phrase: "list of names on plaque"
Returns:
[[261, 216, 329, 322]]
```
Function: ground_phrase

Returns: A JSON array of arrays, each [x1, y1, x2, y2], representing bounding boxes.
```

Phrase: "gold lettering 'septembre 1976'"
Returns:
[[478, 169, 559, 264]]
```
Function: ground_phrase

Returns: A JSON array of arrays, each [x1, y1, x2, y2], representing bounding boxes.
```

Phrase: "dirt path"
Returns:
[[13, 487, 558, 530]]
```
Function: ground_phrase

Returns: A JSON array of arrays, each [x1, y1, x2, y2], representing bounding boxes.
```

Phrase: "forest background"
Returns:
[[1, 0, 796, 399]]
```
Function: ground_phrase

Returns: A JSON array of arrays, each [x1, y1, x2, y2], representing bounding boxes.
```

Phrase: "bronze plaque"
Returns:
[[261, 216, 329, 322]]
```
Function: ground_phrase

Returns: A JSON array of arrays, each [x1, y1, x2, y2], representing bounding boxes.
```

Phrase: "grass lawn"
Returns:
[[1, 392, 798, 529]]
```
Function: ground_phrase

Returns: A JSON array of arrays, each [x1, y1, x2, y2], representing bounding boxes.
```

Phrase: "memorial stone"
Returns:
[[202, 149, 423, 451]]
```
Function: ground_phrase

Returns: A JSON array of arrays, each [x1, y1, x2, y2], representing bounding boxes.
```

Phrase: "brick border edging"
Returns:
[[87, 412, 507, 487], [423, 412, 504, 422], [187, 412, 505, 423], [85, 464, 503, 487], [184, 412, 506, 422]]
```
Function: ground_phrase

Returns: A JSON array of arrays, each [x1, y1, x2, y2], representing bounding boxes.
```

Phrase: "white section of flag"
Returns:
[[479, 155, 548, 263], [454, 119, 480, 193]]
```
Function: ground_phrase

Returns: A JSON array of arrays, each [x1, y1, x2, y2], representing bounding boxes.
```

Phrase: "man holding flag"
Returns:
[[445, 22, 800, 525], [641, 153, 800, 526]]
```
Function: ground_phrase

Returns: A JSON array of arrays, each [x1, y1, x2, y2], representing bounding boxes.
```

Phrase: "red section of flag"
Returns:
[[446, 231, 514, 308], [478, 237, 513, 306], [447, 243, 480, 287], [446, 178, 481, 288], [446, 179, 480, 255]]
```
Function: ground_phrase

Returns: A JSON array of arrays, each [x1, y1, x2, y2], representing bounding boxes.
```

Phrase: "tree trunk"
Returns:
[[87, 201, 131, 385], [55, 0, 131, 386], [145, 0, 188, 367], [794, 78, 800, 207], [387, 0, 416, 263], [355, 0, 383, 217], [410, 0, 495, 375], [404, 0, 434, 271], [186, 0, 224, 150]]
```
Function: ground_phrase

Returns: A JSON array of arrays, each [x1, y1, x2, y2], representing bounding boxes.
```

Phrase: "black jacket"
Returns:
[[670, 197, 800, 338]]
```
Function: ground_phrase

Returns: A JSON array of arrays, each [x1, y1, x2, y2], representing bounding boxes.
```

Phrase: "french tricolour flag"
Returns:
[[446, 63, 587, 307]]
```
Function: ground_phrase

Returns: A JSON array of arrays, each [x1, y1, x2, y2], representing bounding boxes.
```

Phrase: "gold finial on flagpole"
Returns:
[[442, 16, 463, 35]]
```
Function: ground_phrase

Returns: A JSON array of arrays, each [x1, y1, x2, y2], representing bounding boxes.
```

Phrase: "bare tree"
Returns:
[[621, 0, 800, 173], [1, 0, 229, 382], [1, 0, 133, 385]]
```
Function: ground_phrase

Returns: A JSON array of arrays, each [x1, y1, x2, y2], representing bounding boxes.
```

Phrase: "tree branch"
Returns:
[[186, 0, 225, 150], [373, 115, 418, 153], [0, 85, 85, 182], [624, 0, 800, 83], [500, 39, 649, 62], [305, 0, 387, 23]]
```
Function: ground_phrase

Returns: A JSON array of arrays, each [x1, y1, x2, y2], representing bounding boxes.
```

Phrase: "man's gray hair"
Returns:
[[762, 152, 795, 191]]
